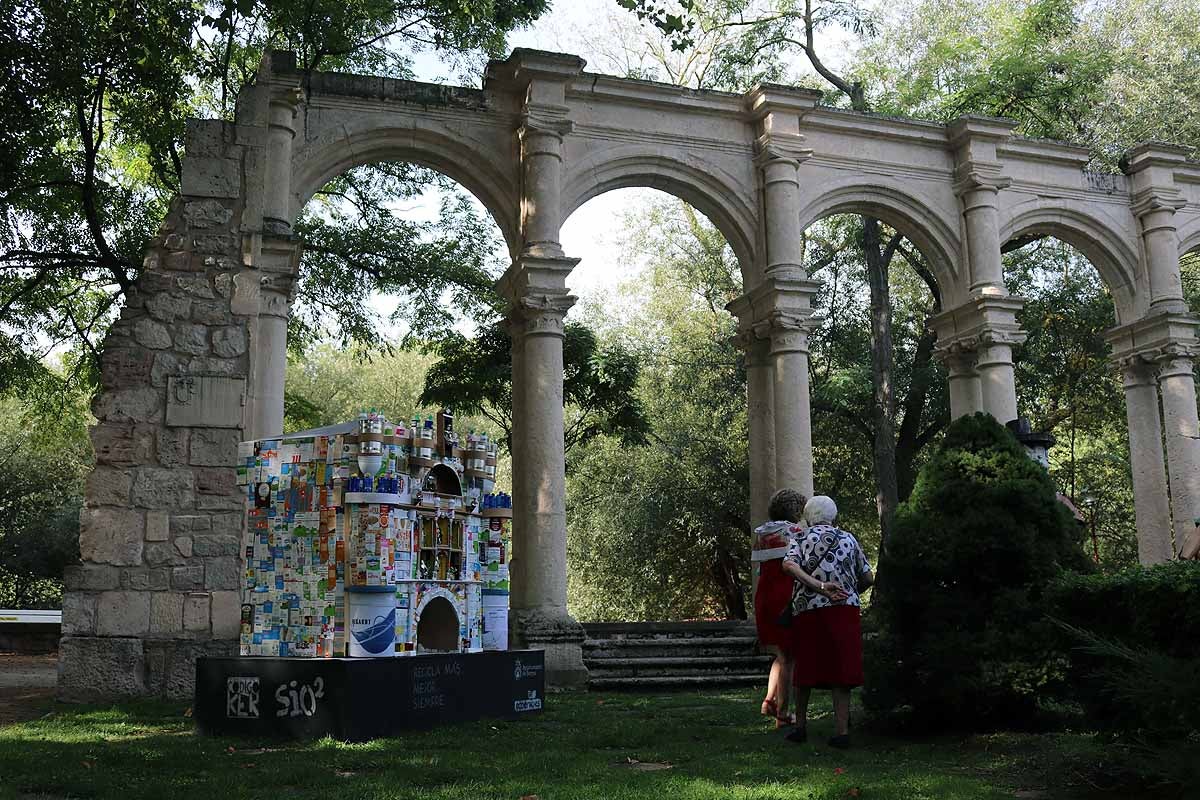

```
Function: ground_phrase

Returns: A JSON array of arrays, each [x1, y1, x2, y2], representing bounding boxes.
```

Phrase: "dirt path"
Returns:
[[0, 653, 58, 725]]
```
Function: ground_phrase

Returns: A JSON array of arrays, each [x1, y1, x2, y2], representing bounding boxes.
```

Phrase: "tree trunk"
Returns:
[[863, 217, 900, 548], [895, 324, 940, 501], [711, 546, 747, 620]]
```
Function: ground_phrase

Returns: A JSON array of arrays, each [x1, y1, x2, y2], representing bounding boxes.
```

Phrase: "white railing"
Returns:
[[0, 609, 62, 624]]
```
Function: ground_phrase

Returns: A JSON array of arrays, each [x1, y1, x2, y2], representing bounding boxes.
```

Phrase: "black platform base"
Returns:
[[195, 649, 545, 741]]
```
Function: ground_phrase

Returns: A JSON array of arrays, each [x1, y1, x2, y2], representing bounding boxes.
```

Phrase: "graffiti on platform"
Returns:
[[275, 676, 325, 718], [226, 676, 261, 718]]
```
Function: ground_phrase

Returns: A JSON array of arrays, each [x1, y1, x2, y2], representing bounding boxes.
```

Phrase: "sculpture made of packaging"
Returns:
[[235, 410, 511, 658]]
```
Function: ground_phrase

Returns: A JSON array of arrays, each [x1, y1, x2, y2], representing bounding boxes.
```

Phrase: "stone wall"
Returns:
[[59, 118, 261, 700]]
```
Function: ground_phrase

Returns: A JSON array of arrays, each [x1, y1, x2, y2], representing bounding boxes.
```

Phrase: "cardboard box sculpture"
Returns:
[[235, 410, 511, 658]]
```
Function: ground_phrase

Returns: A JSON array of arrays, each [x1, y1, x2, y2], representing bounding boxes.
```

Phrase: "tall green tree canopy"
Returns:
[[0, 0, 546, 398]]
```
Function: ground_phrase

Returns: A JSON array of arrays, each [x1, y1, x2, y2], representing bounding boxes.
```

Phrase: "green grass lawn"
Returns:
[[0, 687, 1119, 800]]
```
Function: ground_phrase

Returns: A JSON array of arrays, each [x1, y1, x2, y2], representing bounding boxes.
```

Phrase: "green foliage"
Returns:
[[1049, 617, 1200, 791], [420, 322, 649, 455], [0, 389, 94, 608], [864, 413, 1091, 729], [0, 0, 546, 401], [1045, 562, 1200, 727]]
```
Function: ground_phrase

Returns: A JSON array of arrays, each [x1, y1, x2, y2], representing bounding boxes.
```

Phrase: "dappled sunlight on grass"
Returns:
[[0, 687, 1112, 800]]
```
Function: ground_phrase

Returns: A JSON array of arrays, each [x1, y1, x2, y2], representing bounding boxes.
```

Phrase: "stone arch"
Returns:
[[795, 179, 963, 299], [561, 149, 758, 278], [289, 121, 521, 258], [1178, 217, 1200, 260], [1000, 204, 1141, 323]]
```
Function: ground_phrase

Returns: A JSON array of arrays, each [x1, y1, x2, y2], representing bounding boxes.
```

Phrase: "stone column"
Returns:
[[262, 88, 302, 234], [744, 334, 777, 526], [938, 340, 983, 419], [976, 331, 1020, 424], [1156, 347, 1200, 548], [1120, 357, 1175, 563], [1123, 143, 1190, 312], [949, 117, 1016, 296], [499, 260, 586, 688], [762, 313, 817, 497]]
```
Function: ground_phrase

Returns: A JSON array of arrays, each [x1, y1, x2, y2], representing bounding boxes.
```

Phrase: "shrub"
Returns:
[[1045, 561, 1200, 732], [863, 413, 1091, 730]]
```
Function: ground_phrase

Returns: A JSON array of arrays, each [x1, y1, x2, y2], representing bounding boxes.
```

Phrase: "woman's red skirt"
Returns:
[[790, 604, 863, 688], [753, 558, 794, 647]]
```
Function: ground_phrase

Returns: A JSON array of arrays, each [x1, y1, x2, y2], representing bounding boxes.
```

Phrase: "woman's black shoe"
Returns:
[[784, 726, 807, 743], [827, 734, 850, 749]]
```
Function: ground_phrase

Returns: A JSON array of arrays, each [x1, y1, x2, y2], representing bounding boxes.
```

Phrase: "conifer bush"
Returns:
[[863, 413, 1091, 729]]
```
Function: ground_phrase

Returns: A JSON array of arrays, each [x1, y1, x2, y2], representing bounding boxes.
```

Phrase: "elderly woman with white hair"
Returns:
[[781, 495, 874, 748]]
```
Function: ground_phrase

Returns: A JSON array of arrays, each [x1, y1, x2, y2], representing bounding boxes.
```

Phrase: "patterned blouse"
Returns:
[[784, 524, 873, 611]]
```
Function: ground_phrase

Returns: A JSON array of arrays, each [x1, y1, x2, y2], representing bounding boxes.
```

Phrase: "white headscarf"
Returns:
[[804, 495, 838, 526]]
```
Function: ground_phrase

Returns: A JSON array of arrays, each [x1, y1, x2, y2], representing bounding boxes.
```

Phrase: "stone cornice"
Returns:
[[487, 49, 586, 90], [1121, 140, 1194, 174], [1130, 186, 1187, 218], [947, 115, 1019, 147], [1105, 310, 1200, 365], [744, 83, 823, 122]]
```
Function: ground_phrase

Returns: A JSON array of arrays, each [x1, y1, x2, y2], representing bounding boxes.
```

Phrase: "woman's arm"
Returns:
[[782, 560, 849, 601]]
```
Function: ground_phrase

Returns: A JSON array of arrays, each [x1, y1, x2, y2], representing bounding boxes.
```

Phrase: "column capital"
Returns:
[[1106, 310, 1200, 365], [753, 310, 822, 355], [1130, 186, 1187, 220], [508, 291, 576, 337], [929, 294, 1027, 347], [948, 116, 1016, 196], [934, 337, 979, 376], [728, 273, 821, 313], [752, 133, 812, 171], [520, 106, 574, 145]]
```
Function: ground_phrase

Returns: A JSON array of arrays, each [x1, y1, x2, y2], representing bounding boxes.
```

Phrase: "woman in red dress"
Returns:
[[752, 489, 807, 727]]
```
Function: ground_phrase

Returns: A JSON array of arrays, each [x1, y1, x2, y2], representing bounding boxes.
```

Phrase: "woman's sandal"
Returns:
[[775, 712, 797, 729]]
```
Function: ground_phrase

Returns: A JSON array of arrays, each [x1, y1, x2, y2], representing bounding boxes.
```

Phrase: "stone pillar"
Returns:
[[246, 238, 298, 439], [764, 313, 817, 497], [930, 296, 1025, 425], [949, 117, 1016, 296], [491, 50, 588, 687], [262, 88, 301, 234], [743, 335, 777, 526], [937, 341, 983, 419], [499, 258, 586, 688], [1123, 143, 1190, 312], [976, 332, 1020, 424], [1156, 347, 1200, 548], [1119, 357, 1175, 563]]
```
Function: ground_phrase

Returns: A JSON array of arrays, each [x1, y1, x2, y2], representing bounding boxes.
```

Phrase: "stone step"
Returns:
[[588, 673, 766, 690], [583, 636, 759, 660], [585, 655, 772, 679], [582, 620, 753, 640]]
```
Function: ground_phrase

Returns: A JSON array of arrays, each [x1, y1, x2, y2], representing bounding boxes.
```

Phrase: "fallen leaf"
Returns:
[[834, 767, 846, 776], [519, 795, 540, 800], [335, 770, 356, 778], [847, 788, 861, 798], [81, 761, 93, 769], [226, 746, 236, 754], [183, 707, 193, 717]]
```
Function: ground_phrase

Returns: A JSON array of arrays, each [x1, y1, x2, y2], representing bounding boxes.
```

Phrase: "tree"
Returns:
[[565, 198, 752, 619], [864, 413, 1092, 729], [420, 322, 649, 455], [0, 389, 93, 608], [0, 0, 546, 400]]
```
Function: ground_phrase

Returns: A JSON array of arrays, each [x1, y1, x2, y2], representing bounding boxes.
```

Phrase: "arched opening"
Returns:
[[1001, 232, 1134, 567], [280, 157, 512, 448], [798, 203, 953, 554], [558, 186, 750, 623], [416, 596, 461, 653]]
